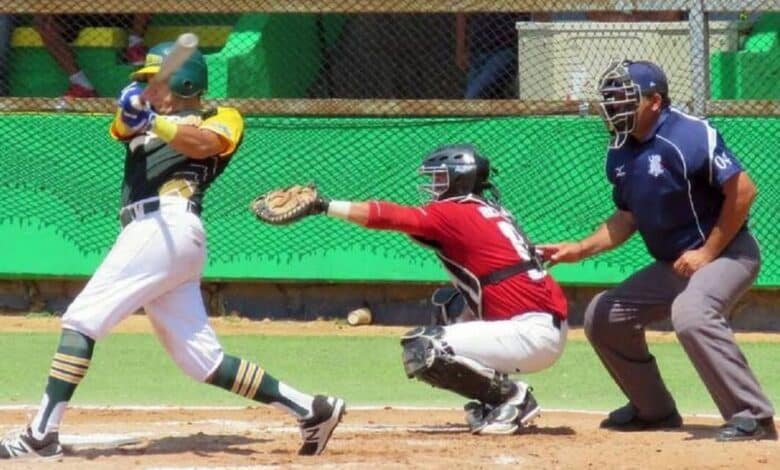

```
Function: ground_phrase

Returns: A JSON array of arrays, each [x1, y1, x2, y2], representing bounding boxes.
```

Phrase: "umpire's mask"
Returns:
[[597, 60, 641, 149]]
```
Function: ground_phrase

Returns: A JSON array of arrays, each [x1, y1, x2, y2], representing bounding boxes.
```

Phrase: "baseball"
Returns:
[[347, 307, 372, 326]]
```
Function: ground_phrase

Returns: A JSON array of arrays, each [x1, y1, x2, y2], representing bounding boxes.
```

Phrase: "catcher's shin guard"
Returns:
[[400, 326, 517, 405]]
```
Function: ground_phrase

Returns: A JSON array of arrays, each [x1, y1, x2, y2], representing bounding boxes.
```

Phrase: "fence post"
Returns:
[[689, 0, 710, 117]]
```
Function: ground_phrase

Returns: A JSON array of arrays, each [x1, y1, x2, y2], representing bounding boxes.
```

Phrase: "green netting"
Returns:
[[0, 2, 778, 286], [0, 114, 777, 286]]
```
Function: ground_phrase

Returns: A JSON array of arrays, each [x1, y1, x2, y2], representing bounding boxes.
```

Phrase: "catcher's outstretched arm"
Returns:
[[325, 201, 369, 225], [326, 200, 432, 238]]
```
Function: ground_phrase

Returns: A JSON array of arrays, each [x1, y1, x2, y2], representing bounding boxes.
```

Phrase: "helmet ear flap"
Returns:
[[169, 52, 207, 97]]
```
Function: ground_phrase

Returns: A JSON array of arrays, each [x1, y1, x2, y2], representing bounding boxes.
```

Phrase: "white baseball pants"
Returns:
[[443, 312, 568, 374], [62, 197, 223, 382]]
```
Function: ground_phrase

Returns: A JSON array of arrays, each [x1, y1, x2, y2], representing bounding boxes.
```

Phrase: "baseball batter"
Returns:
[[541, 60, 775, 441], [0, 42, 344, 461], [284, 144, 568, 434]]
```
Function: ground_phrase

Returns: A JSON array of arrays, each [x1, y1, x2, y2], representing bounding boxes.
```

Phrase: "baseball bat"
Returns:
[[149, 32, 199, 85]]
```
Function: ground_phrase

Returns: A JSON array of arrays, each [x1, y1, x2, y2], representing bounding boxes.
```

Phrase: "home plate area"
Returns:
[[0, 406, 777, 469]]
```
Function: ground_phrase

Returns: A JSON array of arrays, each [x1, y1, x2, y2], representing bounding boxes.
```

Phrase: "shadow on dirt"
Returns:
[[410, 424, 576, 436], [681, 423, 725, 441], [67, 433, 273, 460]]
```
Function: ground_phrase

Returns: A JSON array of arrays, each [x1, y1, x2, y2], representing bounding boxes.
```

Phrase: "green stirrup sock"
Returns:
[[30, 328, 95, 439], [209, 354, 314, 418]]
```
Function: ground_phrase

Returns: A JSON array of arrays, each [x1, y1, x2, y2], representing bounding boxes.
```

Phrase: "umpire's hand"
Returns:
[[672, 247, 716, 277], [537, 242, 586, 266]]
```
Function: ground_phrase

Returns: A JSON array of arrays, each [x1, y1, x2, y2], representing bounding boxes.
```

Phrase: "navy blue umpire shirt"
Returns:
[[605, 107, 746, 261]]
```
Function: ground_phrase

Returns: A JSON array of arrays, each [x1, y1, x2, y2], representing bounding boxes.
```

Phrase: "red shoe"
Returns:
[[63, 83, 98, 98], [124, 43, 147, 66]]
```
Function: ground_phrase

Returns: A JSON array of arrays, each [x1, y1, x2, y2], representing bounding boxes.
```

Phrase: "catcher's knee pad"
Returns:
[[400, 326, 516, 405], [400, 326, 446, 377]]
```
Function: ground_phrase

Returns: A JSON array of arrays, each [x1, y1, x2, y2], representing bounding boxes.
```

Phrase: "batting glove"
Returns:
[[118, 82, 152, 133]]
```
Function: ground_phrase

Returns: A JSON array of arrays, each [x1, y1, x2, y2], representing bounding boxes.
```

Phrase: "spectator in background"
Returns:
[[34, 14, 151, 98], [0, 15, 12, 96], [456, 13, 521, 99], [456, 12, 550, 99]]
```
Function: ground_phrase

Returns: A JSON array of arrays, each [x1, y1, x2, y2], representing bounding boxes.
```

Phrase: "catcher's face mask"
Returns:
[[419, 164, 450, 201], [598, 60, 641, 149]]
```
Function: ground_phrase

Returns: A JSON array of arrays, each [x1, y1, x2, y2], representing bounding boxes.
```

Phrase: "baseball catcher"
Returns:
[[253, 143, 569, 435]]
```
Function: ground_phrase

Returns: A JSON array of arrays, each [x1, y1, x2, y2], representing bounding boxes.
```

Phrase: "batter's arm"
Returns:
[[162, 125, 226, 160], [150, 107, 243, 160]]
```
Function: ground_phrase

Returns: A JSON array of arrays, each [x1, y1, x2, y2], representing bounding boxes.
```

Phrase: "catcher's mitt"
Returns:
[[250, 184, 325, 225]]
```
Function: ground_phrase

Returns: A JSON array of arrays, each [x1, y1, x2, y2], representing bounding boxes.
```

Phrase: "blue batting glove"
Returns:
[[118, 82, 152, 132], [118, 82, 146, 112], [120, 106, 154, 133]]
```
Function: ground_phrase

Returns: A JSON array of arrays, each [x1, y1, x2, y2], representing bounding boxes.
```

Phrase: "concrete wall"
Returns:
[[1, 279, 778, 332]]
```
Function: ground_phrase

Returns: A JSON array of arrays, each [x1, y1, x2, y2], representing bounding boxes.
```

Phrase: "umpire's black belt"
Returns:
[[119, 198, 200, 228]]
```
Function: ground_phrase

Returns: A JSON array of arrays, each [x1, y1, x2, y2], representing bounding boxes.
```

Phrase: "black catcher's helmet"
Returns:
[[419, 144, 493, 201]]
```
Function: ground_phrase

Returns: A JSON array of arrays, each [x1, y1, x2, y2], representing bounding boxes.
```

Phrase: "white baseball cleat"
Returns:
[[297, 395, 346, 456], [0, 428, 63, 461]]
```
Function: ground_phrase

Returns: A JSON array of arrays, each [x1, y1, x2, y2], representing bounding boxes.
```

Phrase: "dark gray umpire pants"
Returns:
[[584, 230, 774, 422]]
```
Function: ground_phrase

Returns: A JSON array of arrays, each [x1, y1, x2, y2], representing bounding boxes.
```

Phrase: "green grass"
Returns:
[[0, 333, 777, 414]]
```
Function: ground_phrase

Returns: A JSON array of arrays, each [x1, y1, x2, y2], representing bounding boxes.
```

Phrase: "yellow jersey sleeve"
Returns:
[[109, 109, 134, 141], [201, 107, 244, 157]]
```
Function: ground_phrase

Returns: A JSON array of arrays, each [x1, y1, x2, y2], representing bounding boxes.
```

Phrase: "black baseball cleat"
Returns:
[[298, 395, 346, 456], [476, 383, 541, 435], [516, 389, 541, 427], [0, 428, 63, 460], [600, 403, 682, 431], [716, 417, 778, 442], [464, 401, 494, 434]]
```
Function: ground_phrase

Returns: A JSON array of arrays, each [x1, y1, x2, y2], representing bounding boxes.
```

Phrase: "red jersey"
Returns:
[[365, 196, 568, 321]]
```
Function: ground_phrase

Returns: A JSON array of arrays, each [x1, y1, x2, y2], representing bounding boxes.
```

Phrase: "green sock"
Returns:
[[30, 329, 95, 439], [209, 354, 314, 418]]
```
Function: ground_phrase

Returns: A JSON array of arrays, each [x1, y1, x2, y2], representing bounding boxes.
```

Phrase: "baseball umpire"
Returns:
[[540, 60, 775, 441], [257, 144, 569, 435], [0, 42, 344, 461]]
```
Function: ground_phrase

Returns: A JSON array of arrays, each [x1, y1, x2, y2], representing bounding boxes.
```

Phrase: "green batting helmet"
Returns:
[[131, 41, 207, 97]]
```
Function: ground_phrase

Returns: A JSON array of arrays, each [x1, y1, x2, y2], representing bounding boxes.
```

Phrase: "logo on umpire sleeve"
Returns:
[[713, 151, 733, 170]]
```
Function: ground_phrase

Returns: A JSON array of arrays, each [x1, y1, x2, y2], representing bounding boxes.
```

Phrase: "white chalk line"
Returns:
[[0, 404, 725, 419]]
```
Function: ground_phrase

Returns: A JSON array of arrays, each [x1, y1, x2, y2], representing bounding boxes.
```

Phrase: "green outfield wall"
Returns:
[[1, 115, 777, 286]]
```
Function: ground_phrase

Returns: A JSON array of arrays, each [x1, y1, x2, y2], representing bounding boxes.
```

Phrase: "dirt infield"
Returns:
[[2, 316, 778, 468], [0, 407, 778, 469]]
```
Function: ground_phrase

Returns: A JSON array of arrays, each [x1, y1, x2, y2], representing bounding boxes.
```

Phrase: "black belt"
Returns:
[[479, 259, 540, 285], [119, 199, 200, 227]]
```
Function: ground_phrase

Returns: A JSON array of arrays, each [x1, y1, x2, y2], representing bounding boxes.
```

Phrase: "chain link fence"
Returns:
[[0, 1, 778, 284]]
